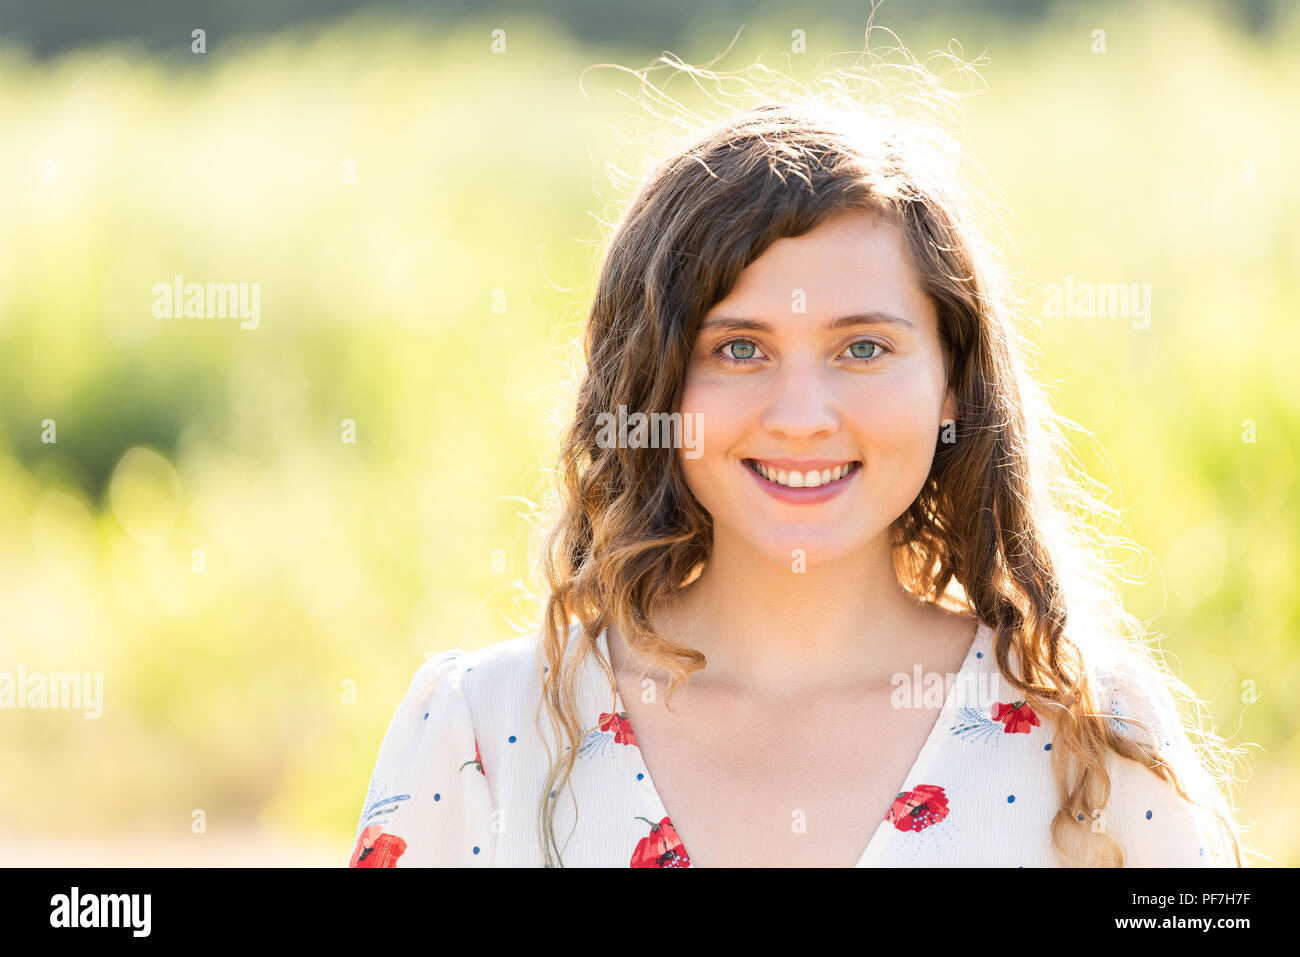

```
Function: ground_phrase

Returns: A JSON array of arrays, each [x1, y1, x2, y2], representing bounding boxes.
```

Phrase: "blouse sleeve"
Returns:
[[1094, 655, 1234, 867], [347, 651, 498, 867]]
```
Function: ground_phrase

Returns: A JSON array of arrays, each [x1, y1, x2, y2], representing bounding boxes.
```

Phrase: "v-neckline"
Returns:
[[592, 619, 989, 868]]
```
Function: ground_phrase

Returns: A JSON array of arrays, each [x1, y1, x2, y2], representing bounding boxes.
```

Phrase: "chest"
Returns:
[[612, 676, 947, 867]]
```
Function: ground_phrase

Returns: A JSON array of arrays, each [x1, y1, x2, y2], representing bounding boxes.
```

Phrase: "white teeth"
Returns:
[[751, 461, 855, 488]]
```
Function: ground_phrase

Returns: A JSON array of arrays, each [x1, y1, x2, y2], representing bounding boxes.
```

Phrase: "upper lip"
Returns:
[[744, 457, 859, 470]]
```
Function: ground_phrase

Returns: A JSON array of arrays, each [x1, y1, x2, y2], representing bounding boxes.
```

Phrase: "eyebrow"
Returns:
[[698, 311, 916, 333]]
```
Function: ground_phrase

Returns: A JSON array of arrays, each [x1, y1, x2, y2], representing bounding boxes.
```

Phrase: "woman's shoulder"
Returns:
[[413, 622, 596, 751], [350, 625, 580, 867], [986, 626, 1233, 865], [413, 630, 544, 698], [412, 618, 577, 685], [994, 623, 1189, 751], [1086, 639, 1193, 755], [1083, 638, 1233, 865], [438, 622, 578, 707]]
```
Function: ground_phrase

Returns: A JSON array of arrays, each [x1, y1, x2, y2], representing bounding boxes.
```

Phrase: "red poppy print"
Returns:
[[630, 815, 691, 867], [991, 700, 1041, 734], [349, 824, 408, 868], [886, 784, 950, 833], [599, 710, 638, 747], [459, 738, 484, 775]]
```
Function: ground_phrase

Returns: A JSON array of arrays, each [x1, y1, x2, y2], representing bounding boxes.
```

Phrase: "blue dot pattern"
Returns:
[[350, 620, 1222, 866]]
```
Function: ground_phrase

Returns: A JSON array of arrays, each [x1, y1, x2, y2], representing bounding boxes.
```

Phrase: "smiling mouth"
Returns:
[[742, 459, 862, 489]]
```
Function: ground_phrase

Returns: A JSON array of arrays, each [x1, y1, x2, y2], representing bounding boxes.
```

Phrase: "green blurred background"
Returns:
[[0, 0, 1295, 866]]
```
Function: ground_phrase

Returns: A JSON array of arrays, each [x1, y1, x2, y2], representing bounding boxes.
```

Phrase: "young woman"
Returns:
[[348, 96, 1245, 868]]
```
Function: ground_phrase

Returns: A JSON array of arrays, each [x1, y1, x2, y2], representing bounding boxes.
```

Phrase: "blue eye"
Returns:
[[722, 339, 758, 361], [712, 337, 886, 366]]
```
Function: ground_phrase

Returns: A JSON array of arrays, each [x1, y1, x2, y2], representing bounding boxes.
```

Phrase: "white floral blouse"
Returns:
[[348, 620, 1228, 867]]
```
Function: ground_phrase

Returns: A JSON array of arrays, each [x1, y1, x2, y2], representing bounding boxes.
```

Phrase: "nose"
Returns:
[[760, 361, 839, 440]]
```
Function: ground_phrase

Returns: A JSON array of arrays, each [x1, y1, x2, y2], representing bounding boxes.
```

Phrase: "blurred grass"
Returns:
[[0, 0, 1295, 865]]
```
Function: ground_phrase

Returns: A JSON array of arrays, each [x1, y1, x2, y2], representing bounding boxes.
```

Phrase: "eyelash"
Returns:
[[711, 337, 891, 366]]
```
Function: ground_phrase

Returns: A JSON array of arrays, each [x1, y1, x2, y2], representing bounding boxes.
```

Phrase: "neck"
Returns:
[[630, 527, 961, 699]]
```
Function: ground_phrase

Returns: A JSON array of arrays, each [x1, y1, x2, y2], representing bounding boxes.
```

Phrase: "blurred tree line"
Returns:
[[0, 0, 1290, 59]]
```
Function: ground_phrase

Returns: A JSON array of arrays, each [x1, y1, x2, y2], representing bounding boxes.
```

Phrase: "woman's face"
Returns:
[[678, 208, 956, 566]]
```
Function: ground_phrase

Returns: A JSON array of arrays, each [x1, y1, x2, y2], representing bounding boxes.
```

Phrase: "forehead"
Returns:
[[704, 209, 936, 332]]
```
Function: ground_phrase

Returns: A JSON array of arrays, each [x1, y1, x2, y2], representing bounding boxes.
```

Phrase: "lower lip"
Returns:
[[742, 460, 861, 504]]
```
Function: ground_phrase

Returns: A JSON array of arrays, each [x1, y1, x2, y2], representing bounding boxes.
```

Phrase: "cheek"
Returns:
[[678, 375, 749, 454], [677, 377, 746, 500], [840, 382, 940, 459]]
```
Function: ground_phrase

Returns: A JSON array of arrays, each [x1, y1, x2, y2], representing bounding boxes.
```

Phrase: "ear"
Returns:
[[940, 385, 957, 424], [939, 348, 958, 423]]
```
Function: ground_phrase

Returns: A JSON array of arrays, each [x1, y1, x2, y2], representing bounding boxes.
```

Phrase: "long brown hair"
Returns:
[[530, 52, 1246, 867]]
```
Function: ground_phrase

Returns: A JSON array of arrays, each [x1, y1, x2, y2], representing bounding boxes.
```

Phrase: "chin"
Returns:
[[735, 526, 872, 567]]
